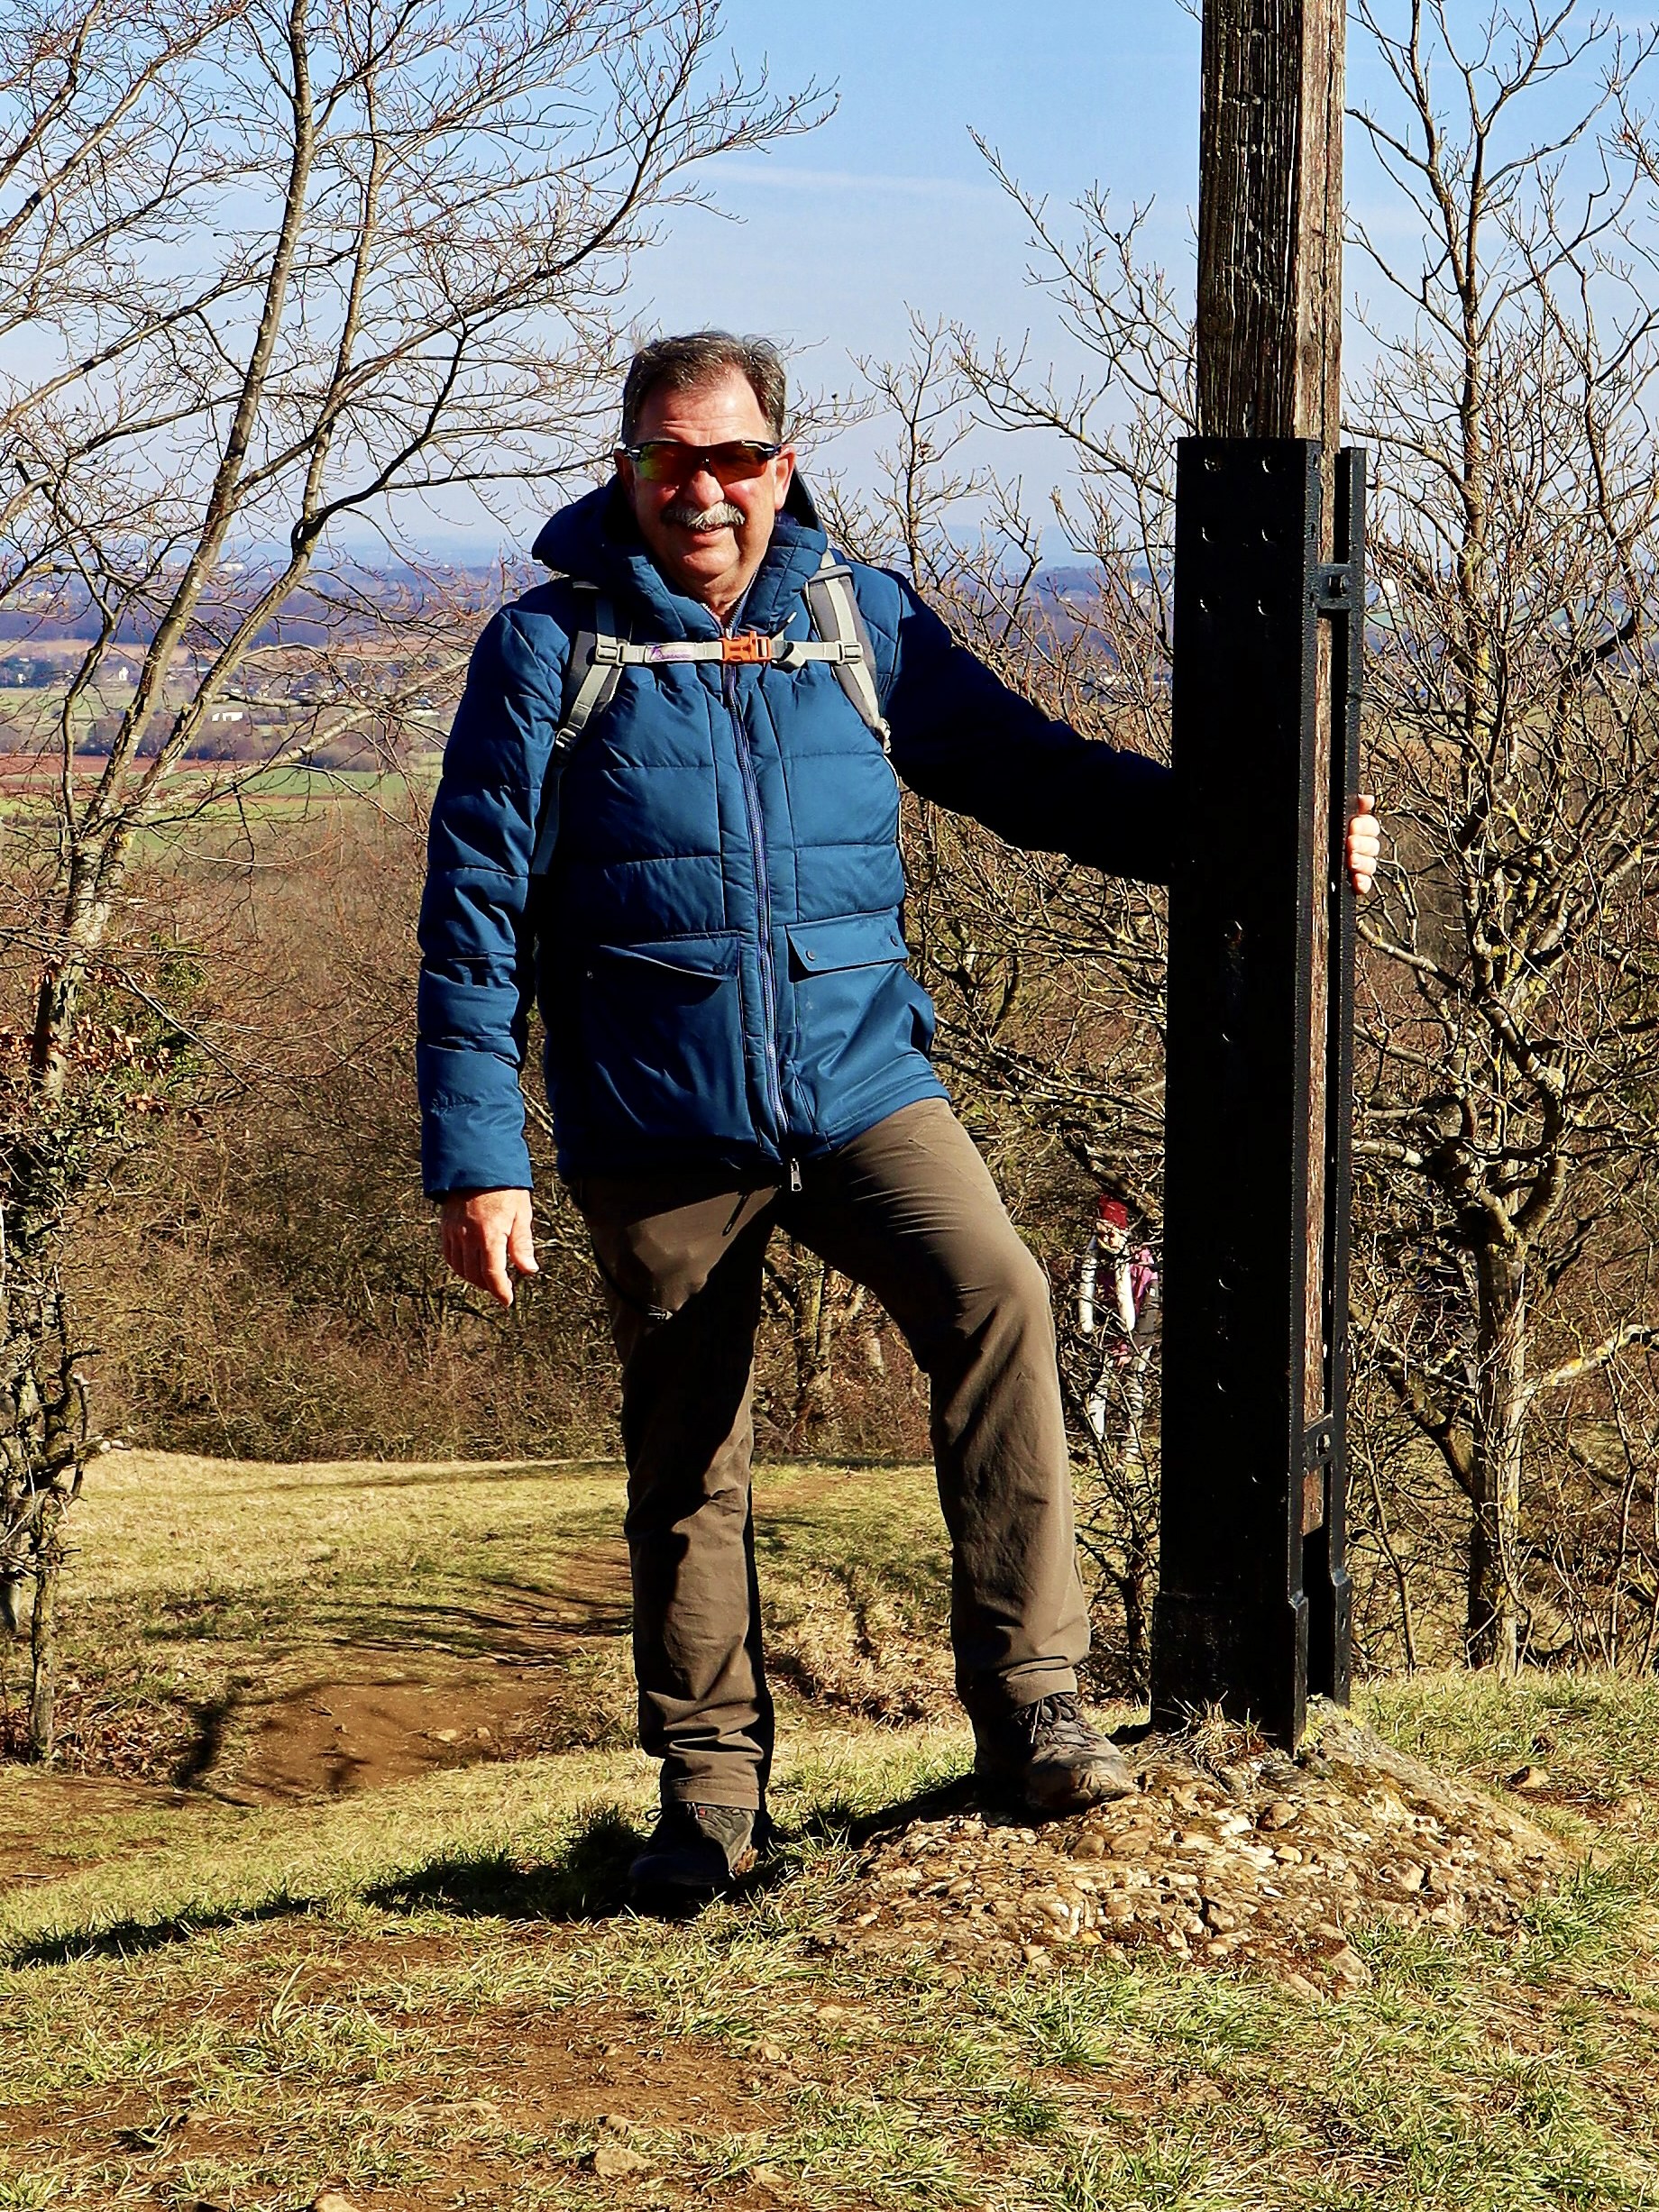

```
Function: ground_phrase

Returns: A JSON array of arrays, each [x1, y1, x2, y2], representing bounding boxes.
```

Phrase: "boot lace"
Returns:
[[655, 1801, 754, 1853], [1021, 1691, 1101, 1754]]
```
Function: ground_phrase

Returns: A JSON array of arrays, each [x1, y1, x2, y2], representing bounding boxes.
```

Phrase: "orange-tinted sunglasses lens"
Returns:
[[626, 440, 780, 484]]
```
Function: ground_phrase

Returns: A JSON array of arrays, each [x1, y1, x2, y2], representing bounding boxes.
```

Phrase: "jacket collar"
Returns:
[[530, 474, 829, 639]]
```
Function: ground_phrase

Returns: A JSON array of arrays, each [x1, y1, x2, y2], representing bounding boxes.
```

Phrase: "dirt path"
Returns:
[[0, 1541, 637, 1871], [215, 1546, 635, 1804]]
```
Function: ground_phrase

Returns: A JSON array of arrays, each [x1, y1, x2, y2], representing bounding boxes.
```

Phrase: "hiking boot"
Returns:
[[628, 1801, 758, 1904], [973, 1691, 1137, 1815]]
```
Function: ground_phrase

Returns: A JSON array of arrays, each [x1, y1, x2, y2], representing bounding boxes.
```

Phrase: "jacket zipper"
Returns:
[[725, 662, 789, 1162]]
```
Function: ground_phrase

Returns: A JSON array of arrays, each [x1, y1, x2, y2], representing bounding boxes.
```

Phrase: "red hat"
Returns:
[[1096, 1195, 1130, 1229]]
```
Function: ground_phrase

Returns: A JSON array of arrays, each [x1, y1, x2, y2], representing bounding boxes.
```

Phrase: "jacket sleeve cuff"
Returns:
[[418, 1044, 534, 1199]]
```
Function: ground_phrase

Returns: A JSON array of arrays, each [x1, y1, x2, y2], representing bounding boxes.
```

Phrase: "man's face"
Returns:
[[619, 368, 795, 617]]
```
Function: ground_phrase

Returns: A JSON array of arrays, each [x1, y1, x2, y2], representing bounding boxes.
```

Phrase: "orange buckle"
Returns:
[[720, 633, 772, 663]]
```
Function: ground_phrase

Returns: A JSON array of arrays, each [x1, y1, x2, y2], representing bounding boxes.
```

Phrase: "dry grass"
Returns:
[[0, 1451, 954, 1782], [4, 1454, 1659, 2209]]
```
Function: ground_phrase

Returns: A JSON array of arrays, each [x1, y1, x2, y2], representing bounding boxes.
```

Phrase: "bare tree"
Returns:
[[0, 0, 823, 1754], [757, 1246, 873, 1450], [820, 317, 1173, 1216], [817, 318, 1175, 1672], [835, 2, 1659, 1679], [1347, 0, 1659, 1670]]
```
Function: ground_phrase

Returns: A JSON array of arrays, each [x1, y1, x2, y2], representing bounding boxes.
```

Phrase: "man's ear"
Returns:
[[774, 445, 796, 499]]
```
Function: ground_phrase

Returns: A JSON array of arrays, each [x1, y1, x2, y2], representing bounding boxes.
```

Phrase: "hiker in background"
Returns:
[[416, 329, 1384, 1905], [1077, 1196, 1159, 1458]]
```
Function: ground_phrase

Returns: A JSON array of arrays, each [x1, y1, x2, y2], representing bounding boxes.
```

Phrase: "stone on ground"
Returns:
[[817, 1705, 1574, 1988]]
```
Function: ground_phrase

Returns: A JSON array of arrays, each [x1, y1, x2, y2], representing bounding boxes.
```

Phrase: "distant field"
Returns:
[[5, 1451, 1659, 2210], [0, 653, 454, 804], [0, 760, 443, 834]]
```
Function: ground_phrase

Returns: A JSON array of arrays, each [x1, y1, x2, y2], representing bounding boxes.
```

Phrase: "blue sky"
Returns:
[[414, 0, 1207, 552], [641, 0, 1203, 379], [411, 0, 1659, 553]]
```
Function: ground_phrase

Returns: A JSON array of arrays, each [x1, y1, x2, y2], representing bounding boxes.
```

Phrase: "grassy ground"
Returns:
[[5, 1452, 1659, 2211]]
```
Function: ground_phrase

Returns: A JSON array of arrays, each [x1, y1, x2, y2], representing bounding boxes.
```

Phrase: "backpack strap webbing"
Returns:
[[529, 584, 622, 878], [802, 552, 892, 753], [527, 554, 892, 879]]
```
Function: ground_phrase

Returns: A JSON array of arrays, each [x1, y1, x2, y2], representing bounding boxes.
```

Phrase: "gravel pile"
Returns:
[[818, 1712, 1578, 1988]]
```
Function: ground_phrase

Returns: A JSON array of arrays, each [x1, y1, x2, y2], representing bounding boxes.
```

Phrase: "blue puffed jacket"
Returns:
[[417, 476, 1173, 1194]]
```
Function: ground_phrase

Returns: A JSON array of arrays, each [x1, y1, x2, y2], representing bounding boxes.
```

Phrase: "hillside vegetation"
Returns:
[[5, 1450, 1659, 2211]]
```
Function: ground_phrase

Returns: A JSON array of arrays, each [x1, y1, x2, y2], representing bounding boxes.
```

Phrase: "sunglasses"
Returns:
[[618, 438, 783, 485]]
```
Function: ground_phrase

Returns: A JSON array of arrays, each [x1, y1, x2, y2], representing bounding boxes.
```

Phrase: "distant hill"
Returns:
[[0, 562, 509, 648], [2, 557, 1132, 660]]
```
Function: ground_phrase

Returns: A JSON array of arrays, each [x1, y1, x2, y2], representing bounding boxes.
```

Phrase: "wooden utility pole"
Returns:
[[1150, 0, 1361, 1745]]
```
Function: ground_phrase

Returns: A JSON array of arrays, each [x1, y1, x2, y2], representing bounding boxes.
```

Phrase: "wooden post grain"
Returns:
[[1196, 0, 1344, 446]]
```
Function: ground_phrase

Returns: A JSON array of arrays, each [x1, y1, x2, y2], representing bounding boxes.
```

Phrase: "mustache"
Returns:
[[661, 498, 744, 531]]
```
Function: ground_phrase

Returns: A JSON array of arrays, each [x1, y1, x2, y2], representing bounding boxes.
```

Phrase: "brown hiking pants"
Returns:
[[571, 1097, 1088, 1810]]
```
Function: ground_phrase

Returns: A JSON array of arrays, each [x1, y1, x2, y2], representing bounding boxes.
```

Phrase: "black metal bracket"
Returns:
[[1308, 449, 1362, 1711], [1151, 439, 1364, 1746], [1314, 562, 1357, 617]]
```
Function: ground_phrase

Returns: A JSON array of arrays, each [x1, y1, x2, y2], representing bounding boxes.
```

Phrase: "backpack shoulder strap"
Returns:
[[802, 553, 892, 754], [529, 584, 623, 878], [528, 559, 891, 879]]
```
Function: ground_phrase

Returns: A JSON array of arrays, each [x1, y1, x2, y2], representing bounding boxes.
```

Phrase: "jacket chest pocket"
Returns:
[[579, 933, 751, 1146], [786, 910, 908, 978]]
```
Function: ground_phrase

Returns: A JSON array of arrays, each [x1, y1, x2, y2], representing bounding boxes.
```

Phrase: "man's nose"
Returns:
[[683, 461, 726, 508]]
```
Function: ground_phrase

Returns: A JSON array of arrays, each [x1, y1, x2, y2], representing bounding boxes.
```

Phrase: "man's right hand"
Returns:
[[441, 1188, 538, 1307]]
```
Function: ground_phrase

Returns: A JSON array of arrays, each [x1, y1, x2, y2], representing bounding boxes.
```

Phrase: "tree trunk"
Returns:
[[1122, 1535, 1155, 1697], [789, 1254, 837, 1448], [2, 1271, 87, 1760], [1121, 1342, 1152, 1476], [28, 1497, 62, 1760], [1467, 1243, 1527, 1672]]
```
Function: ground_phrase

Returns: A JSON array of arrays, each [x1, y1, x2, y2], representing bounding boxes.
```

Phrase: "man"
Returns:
[[418, 331, 1381, 1902]]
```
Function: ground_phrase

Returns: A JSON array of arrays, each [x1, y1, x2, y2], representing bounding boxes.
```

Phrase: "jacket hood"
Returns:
[[530, 472, 829, 639]]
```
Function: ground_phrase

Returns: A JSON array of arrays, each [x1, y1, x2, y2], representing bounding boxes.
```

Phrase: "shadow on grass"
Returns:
[[368, 1805, 645, 1923], [12, 1767, 992, 1965], [367, 1770, 983, 1927], [172, 1694, 237, 1788], [319, 1571, 632, 1662], [5, 1811, 652, 1965], [7, 1748, 1112, 1962], [6, 1890, 318, 1970]]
